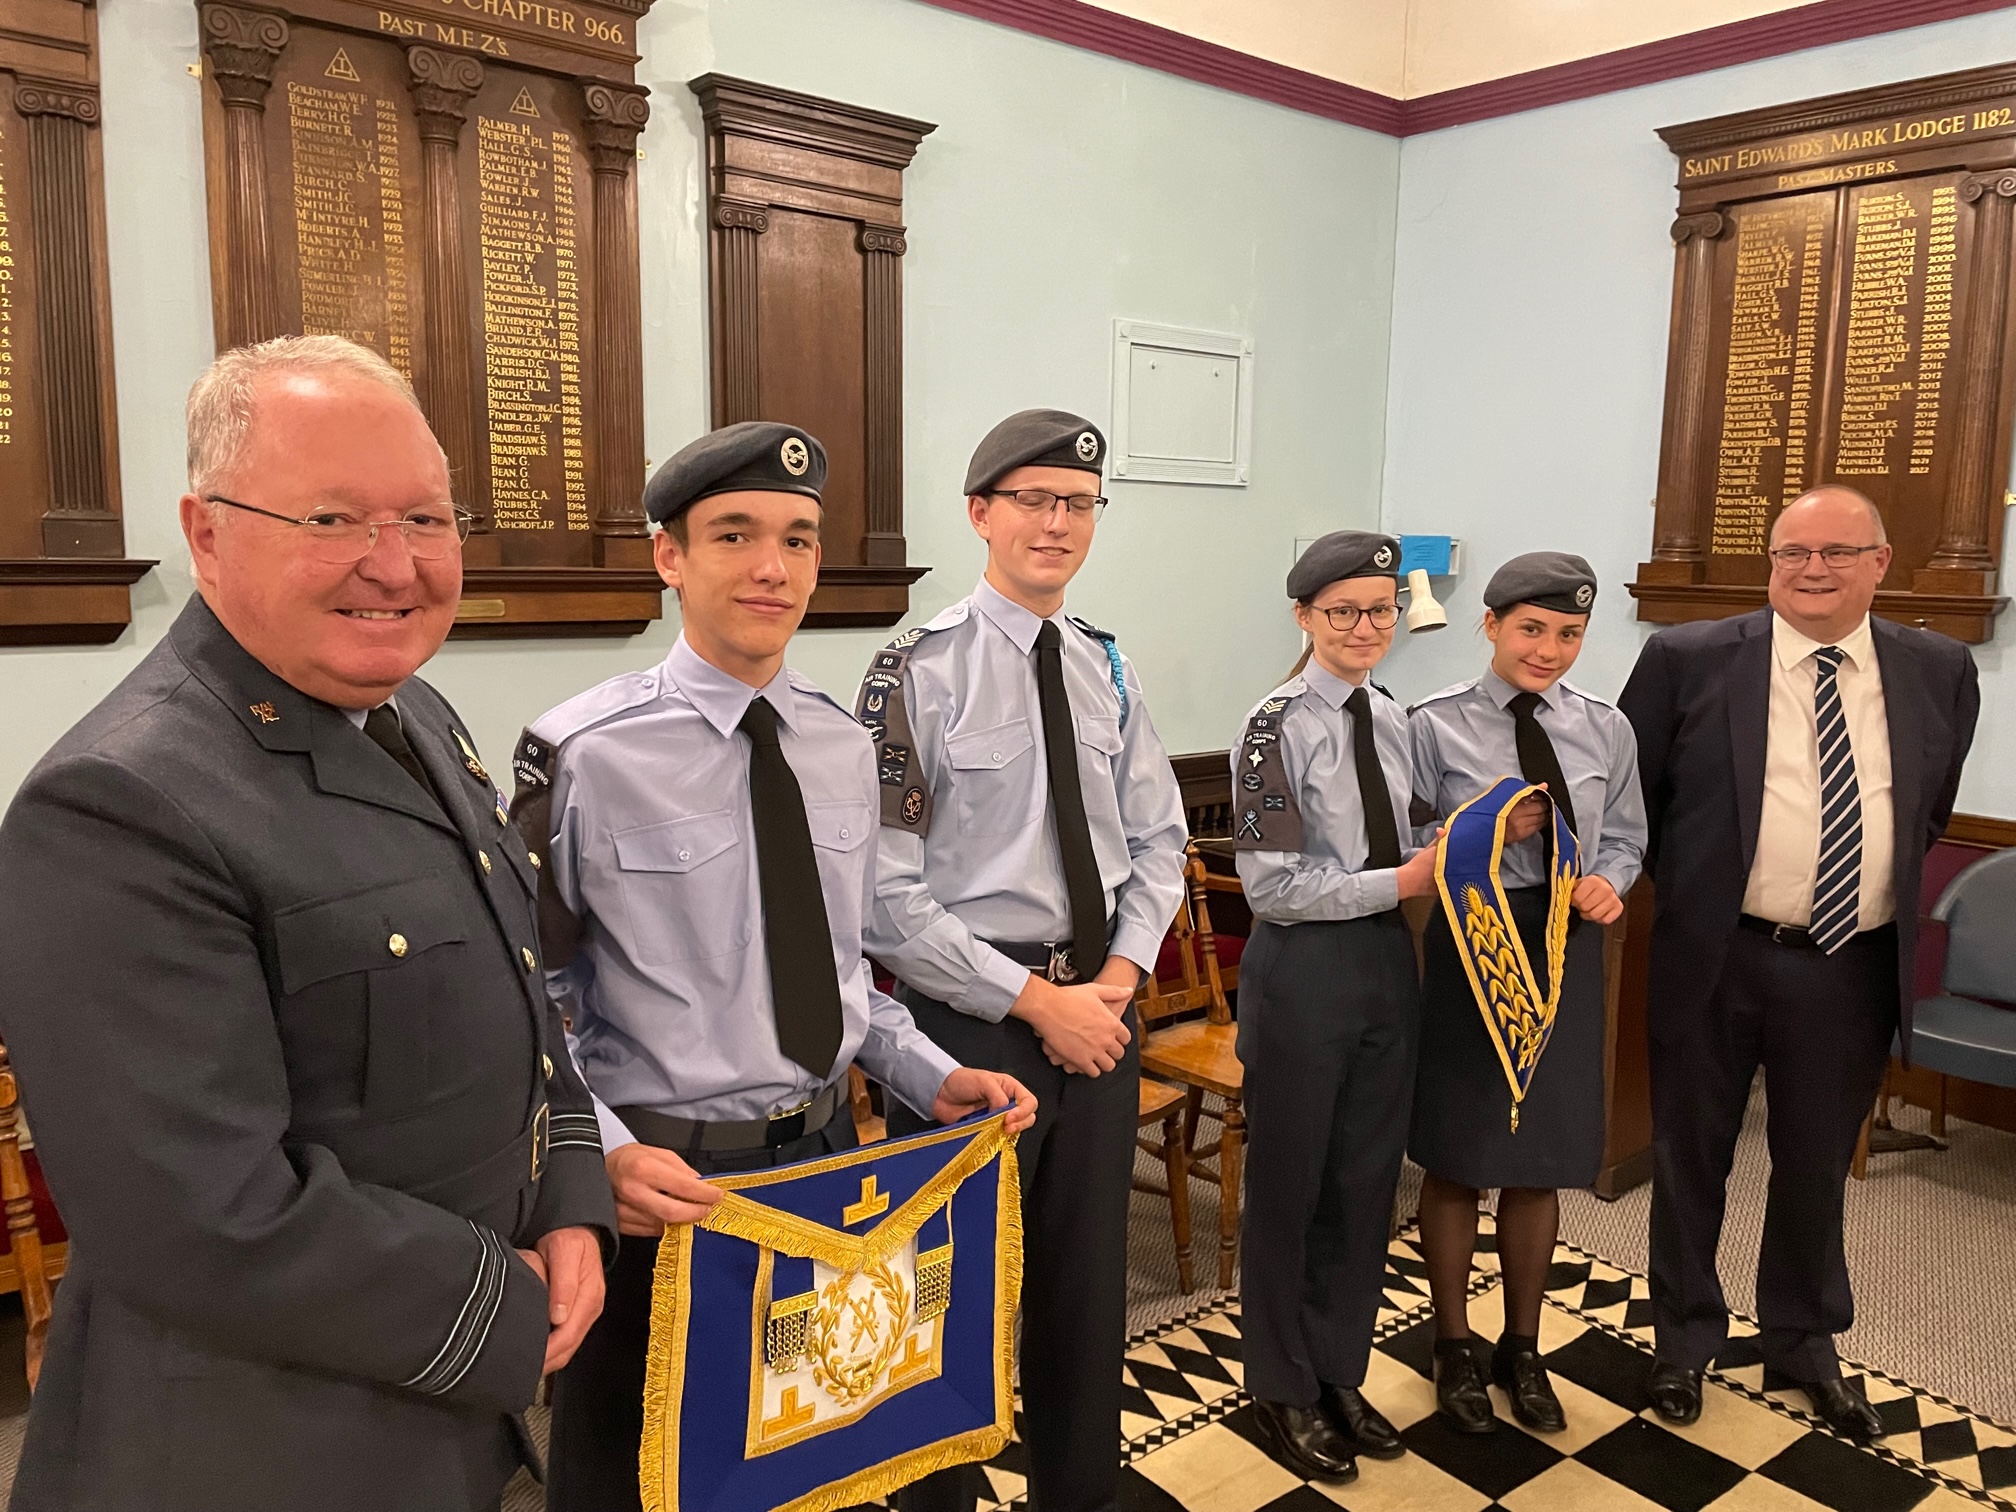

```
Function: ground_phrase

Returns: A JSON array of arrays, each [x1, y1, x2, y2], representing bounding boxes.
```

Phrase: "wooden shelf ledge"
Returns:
[[0, 559, 158, 646]]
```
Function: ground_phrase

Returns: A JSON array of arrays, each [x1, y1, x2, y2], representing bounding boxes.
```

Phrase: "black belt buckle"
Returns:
[[530, 1103, 549, 1181], [766, 1095, 815, 1147], [1047, 943, 1079, 984]]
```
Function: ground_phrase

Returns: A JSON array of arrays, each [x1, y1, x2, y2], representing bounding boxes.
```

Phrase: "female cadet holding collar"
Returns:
[[1406, 553, 1645, 1436], [1231, 532, 1443, 1485]]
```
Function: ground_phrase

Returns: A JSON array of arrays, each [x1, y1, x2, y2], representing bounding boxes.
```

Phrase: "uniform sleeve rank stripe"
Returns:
[[856, 633, 934, 836], [403, 1222, 509, 1396], [1235, 699, 1304, 853]]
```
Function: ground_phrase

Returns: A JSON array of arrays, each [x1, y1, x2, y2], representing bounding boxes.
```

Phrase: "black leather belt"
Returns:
[[404, 1102, 548, 1214], [986, 938, 1095, 984], [614, 1081, 843, 1154], [1739, 914, 1820, 949]]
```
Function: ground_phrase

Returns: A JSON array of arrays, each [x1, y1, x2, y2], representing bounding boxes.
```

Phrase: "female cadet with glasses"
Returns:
[[1230, 532, 1442, 1484], [1405, 553, 1645, 1435]]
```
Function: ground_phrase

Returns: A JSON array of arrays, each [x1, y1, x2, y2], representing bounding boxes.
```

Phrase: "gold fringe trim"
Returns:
[[638, 1114, 1023, 1512], [698, 1117, 1012, 1271]]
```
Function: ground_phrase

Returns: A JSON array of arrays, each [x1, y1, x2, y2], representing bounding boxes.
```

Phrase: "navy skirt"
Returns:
[[1407, 885, 1606, 1190]]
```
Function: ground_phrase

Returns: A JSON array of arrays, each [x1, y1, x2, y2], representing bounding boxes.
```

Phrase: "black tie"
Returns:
[[1345, 686, 1403, 870], [363, 704, 444, 809], [738, 696, 844, 1080], [1034, 620, 1108, 974], [1507, 690, 1578, 837]]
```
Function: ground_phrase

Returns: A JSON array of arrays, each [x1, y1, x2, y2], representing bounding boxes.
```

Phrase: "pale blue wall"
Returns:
[[0, 0, 1399, 802], [1380, 8, 2016, 818]]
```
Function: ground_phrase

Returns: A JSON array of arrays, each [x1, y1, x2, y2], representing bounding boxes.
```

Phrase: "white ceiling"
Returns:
[[1082, 0, 1823, 98]]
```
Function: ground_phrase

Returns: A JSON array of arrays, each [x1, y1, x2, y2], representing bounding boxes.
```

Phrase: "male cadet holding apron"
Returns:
[[516, 422, 1037, 1512], [1233, 532, 1437, 1482], [860, 410, 1189, 1512]]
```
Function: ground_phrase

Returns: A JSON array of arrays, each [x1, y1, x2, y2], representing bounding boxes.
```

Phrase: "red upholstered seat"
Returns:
[[1155, 929, 1242, 985], [0, 1149, 65, 1253]]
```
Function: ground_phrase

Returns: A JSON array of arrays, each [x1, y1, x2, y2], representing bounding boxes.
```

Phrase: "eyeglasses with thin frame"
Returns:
[[205, 495, 475, 564], [1767, 544, 1884, 569], [1311, 602, 1401, 631], [987, 489, 1108, 522]]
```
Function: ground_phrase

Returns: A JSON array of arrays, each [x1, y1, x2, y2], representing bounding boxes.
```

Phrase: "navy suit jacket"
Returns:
[[1618, 608, 1979, 1055]]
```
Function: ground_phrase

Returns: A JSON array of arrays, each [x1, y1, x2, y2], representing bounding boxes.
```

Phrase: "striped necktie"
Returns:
[[1807, 645, 1862, 954]]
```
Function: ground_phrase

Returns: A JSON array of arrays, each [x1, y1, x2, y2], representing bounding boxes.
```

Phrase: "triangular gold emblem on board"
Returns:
[[325, 48, 360, 82], [509, 87, 540, 117]]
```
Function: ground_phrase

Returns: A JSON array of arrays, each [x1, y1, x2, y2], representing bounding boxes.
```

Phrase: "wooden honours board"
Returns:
[[197, 0, 658, 636], [1632, 63, 2016, 643]]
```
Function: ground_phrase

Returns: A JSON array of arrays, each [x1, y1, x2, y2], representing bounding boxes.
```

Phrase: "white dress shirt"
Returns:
[[1741, 613, 1895, 930]]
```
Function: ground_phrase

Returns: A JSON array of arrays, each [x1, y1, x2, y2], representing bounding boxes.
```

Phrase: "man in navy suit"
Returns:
[[1619, 485, 1978, 1440]]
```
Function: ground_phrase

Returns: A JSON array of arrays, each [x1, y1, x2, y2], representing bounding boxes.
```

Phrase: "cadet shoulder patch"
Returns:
[[1234, 692, 1305, 852], [857, 626, 938, 835], [508, 729, 581, 969]]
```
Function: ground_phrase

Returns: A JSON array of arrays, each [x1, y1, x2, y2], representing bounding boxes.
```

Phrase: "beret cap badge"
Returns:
[[1575, 583, 1595, 609], [780, 436, 810, 477], [1374, 545, 1395, 569], [1075, 431, 1099, 463]]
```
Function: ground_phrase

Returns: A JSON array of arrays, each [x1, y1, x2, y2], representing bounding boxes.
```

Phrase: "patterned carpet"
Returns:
[[899, 1216, 2016, 1512]]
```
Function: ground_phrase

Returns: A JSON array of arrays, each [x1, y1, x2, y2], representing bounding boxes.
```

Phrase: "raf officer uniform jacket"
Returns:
[[0, 598, 615, 1512]]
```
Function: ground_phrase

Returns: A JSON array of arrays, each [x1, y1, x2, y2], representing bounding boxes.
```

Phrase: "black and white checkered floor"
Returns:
[[916, 1218, 2016, 1512]]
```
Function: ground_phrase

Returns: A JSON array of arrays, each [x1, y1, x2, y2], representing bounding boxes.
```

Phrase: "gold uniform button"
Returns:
[[528, 850, 542, 870], [388, 933, 408, 958], [521, 946, 536, 971], [543, 1055, 555, 1079], [478, 850, 493, 874]]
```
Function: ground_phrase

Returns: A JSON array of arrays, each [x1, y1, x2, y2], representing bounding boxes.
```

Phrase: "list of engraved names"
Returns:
[[1710, 200, 1826, 555], [478, 113, 587, 532], [1835, 188, 1923, 475], [0, 119, 14, 450], [286, 79, 412, 373]]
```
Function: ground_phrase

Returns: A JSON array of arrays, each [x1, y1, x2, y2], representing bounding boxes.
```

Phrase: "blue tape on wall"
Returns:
[[1398, 535, 1452, 576]]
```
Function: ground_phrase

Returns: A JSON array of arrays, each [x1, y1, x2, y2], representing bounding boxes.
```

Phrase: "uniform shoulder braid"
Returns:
[[1234, 687, 1306, 852], [856, 620, 953, 837], [1067, 615, 1129, 723]]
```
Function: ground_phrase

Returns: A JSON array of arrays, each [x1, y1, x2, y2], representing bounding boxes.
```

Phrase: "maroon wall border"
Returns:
[[910, 0, 2016, 137]]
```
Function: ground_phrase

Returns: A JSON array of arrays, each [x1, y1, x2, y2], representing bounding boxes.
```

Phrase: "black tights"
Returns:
[[1419, 1174, 1559, 1343]]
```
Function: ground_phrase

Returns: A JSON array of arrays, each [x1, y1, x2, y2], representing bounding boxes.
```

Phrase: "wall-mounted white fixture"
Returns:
[[1110, 321, 1254, 486], [1404, 569, 1448, 633]]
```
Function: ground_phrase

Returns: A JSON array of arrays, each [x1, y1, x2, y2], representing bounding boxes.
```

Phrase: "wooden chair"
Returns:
[[0, 1038, 61, 1389], [1137, 844, 1245, 1289], [1133, 1078, 1194, 1293], [847, 1064, 886, 1144]]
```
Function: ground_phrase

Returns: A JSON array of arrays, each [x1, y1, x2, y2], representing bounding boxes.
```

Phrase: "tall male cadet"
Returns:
[[862, 411, 1188, 1512], [1620, 485, 1977, 1439], [520, 422, 1036, 1512], [0, 336, 613, 1512]]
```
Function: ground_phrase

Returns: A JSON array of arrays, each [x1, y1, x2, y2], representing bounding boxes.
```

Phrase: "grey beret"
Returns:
[[1286, 531, 1401, 600], [1484, 551, 1598, 615], [644, 421, 826, 525], [963, 408, 1106, 496]]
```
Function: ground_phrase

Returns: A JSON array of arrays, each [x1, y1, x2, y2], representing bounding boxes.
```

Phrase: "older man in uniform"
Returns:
[[861, 410, 1189, 1512], [517, 422, 1036, 1512], [0, 336, 614, 1512]]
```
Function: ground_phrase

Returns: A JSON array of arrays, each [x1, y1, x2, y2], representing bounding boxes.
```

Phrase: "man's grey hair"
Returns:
[[186, 335, 431, 496], [1774, 484, 1889, 546]]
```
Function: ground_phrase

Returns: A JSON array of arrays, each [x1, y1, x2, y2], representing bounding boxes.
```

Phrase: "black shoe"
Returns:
[[1433, 1342, 1497, 1434], [1251, 1398, 1358, 1482], [1647, 1360, 1704, 1426], [1492, 1345, 1567, 1434], [1320, 1383, 1405, 1460], [1799, 1377, 1884, 1442]]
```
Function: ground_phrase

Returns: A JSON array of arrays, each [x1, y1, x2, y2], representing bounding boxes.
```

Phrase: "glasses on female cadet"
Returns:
[[205, 495, 476, 563], [1767, 544, 1884, 569], [1312, 603, 1401, 631], [987, 489, 1108, 521]]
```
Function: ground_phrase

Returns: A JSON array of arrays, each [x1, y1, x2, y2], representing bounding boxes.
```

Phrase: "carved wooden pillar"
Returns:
[[860, 223, 907, 568], [199, 5, 286, 349], [583, 82, 650, 568], [1644, 211, 1725, 581], [1920, 169, 2016, 593], [14, 84, 115, 556], [713, 200, 767, 424], [406, 47, 483, 521]]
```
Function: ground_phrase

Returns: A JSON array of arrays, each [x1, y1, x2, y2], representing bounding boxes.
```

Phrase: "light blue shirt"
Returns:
[[865, 578, 1189, 1019], [531, 636, 959, 1149], [1408, 667, 1646, 896], [1235, 661, 1419, 923]]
